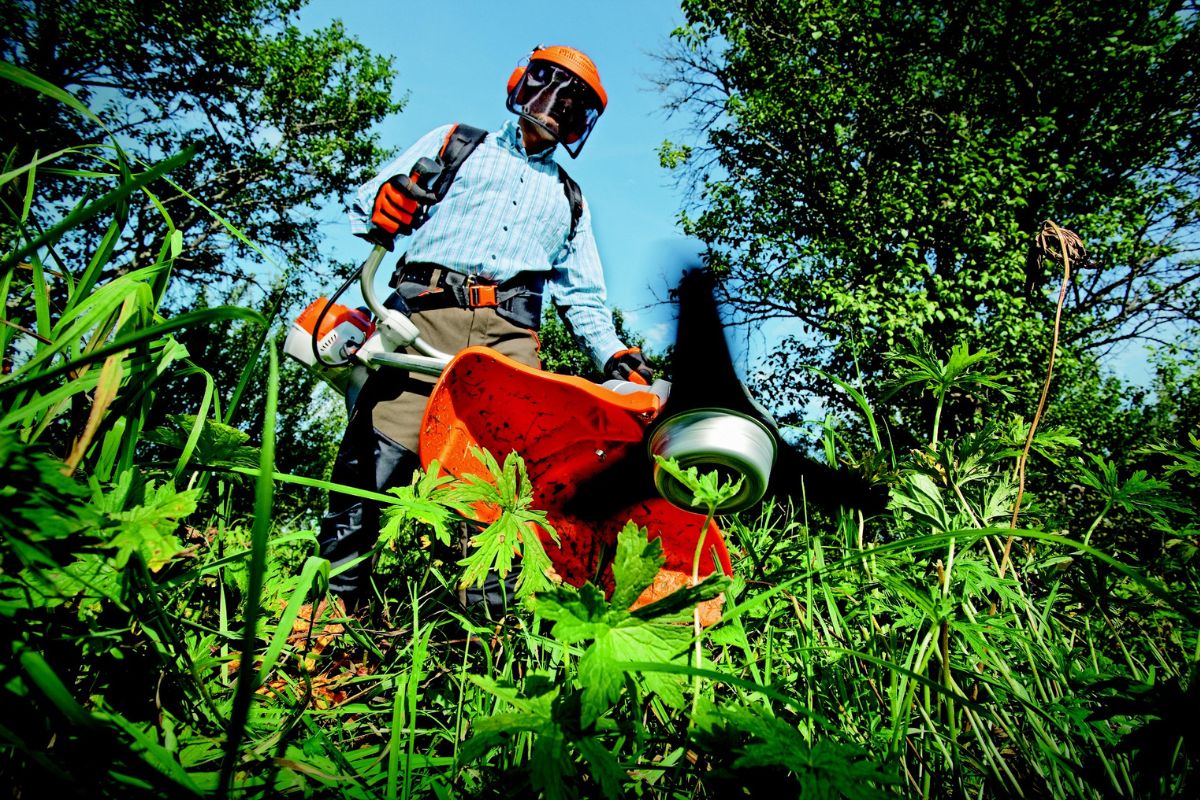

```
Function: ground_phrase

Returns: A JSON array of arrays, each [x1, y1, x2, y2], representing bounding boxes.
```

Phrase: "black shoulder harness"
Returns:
[[431, 123, 585, 242]]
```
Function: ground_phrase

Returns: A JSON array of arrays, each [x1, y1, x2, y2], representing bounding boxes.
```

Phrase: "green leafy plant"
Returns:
[[1076, 453, 1190, 546], [448, 447, 561, 600], [884, 340, 1012, 446], [652, 454, 743, 710], [3, 30, 1198, 800], [463, 522, 728, 799]]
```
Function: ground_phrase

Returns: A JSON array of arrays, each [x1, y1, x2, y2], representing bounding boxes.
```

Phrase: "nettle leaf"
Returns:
[[461, 679, 557, 763], [579, 617, 693, 721], [1164, 435, 1200, 478], [708, 706, 900, 795], [890, 472, 953, 532], [91, 467, 145, 515], [106, 482, 198, 571], [1077, 453, 1120, 496], [13, 554, 123, 617], [654, 455, 745, 510], [532, 526, 703, 724], [144, 413, 260, 471], [529, 722, 571, 800], [463, 675, 583, 800], [1112, 471, 1189, 516], [380, 460, 470, 548], [512, 533, 559, 598], [979, 479, 1019, 525], [1077, 453, 1190, 518], [573, 737, 624, 800], [999, 418, 1082, 465], [535, 522, 678, 634], [535, 583, 613, 641], [0, 434, 103, 546], [457, 512, 560, 600], [609, 521, 665, 609], [450, 448, 560, 599], [459, 514, 523, 590], [884, 341, 1010, 402]]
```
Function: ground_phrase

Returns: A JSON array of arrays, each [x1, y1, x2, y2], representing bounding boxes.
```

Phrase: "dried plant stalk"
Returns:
[[1000, 221, 1086, 579]]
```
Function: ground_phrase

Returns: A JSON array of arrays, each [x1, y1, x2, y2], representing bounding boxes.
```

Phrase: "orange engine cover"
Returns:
[[419, 347, 732, 610]]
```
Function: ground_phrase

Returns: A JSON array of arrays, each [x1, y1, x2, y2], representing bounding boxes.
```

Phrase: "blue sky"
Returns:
[[298, 0, 700, 351]]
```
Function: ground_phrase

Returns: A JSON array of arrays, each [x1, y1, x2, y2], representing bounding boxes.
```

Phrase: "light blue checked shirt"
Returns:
[[349, 120, 626, 367]]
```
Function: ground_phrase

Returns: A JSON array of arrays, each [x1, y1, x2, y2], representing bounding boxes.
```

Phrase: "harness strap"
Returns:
[[429, 124, 488, 201], [391, 261, 544, 329], [425, 123, 585, 241]]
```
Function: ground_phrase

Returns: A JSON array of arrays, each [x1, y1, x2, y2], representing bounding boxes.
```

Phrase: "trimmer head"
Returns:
[[648, 408, 776, 513]]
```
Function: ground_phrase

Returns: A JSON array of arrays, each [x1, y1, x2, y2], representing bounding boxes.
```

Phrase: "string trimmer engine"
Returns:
[[282, 298, 374, 395]]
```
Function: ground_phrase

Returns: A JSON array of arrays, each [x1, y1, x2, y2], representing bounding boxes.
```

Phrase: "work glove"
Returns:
[[604, 347, 654, 385], [365, 172, 439, 249]]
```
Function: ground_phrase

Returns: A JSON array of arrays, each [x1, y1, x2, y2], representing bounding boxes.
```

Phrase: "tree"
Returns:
[[1, 0, 401, 306], [538, 307, 651, 381], [659, 0, 1199, 441]]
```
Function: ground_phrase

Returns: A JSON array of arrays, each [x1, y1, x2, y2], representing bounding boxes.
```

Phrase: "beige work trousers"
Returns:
[[354, 305, 541, 453]]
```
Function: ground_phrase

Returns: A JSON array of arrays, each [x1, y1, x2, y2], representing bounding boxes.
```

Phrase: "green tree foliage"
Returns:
[[660, 0, 1199, 439], [0, 0, 401, 303], [538, 307, 654, 380], [4, 13, 1198, 800], [2, 1, 404, 514]]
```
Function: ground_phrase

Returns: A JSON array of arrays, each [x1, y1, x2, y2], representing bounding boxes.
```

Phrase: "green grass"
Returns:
[[1, 66, 1197, 799]]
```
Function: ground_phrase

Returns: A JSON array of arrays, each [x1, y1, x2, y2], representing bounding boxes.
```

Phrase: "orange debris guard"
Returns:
[[419, 347, 733, 605]]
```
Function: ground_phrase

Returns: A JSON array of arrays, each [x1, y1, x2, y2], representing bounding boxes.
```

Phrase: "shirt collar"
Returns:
[[496, 119, 558, 164]]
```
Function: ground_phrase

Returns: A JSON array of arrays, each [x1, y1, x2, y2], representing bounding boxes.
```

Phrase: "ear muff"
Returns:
[[506, 45, 539, 99], [506, 65, 526, 98]]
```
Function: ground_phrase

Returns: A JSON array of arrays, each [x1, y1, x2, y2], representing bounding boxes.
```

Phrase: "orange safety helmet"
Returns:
[[506, 45, 607, 158]]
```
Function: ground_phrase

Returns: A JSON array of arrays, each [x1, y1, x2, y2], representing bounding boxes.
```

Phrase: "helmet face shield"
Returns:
[[507, 60, 603, 158]]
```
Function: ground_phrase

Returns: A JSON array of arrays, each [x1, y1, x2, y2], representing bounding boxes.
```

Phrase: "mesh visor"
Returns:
[[508, 61, 603, 157]]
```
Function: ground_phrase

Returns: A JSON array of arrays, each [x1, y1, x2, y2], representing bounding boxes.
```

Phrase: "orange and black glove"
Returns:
[[365, 171, 439, 249], [604, 347, 654, 385]]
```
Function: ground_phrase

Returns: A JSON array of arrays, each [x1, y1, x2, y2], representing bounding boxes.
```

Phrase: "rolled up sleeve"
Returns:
[[546, 201, 626, 368]]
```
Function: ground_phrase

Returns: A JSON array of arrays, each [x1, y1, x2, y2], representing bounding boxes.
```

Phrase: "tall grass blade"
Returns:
[[803, 364, 883, 451], [222, 291, 283, 426], [62, 350, 123, 472], [254, 555, 331, 687], [218, 348, 278, 796], [403, 616, 434, 800], [0, 305, 264, 398], [170, 366, 216, 480], [17, 646, 97, 730], [2, 147, 198, 275], [0, 61, 106, 128], [29, 253, 51, 345]]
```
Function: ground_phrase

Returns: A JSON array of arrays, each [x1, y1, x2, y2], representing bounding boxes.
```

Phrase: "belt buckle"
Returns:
[[466, 277, 498, 308]]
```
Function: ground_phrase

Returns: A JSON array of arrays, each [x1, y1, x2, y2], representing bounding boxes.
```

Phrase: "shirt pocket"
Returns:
[[529, 171, 572, 260]]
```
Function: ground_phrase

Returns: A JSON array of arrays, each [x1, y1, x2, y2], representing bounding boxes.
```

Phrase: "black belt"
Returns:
[[390, 261, 544, 329]]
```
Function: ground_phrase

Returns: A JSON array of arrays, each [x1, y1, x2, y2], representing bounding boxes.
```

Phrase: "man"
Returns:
[[318, 45, 653, 605]]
